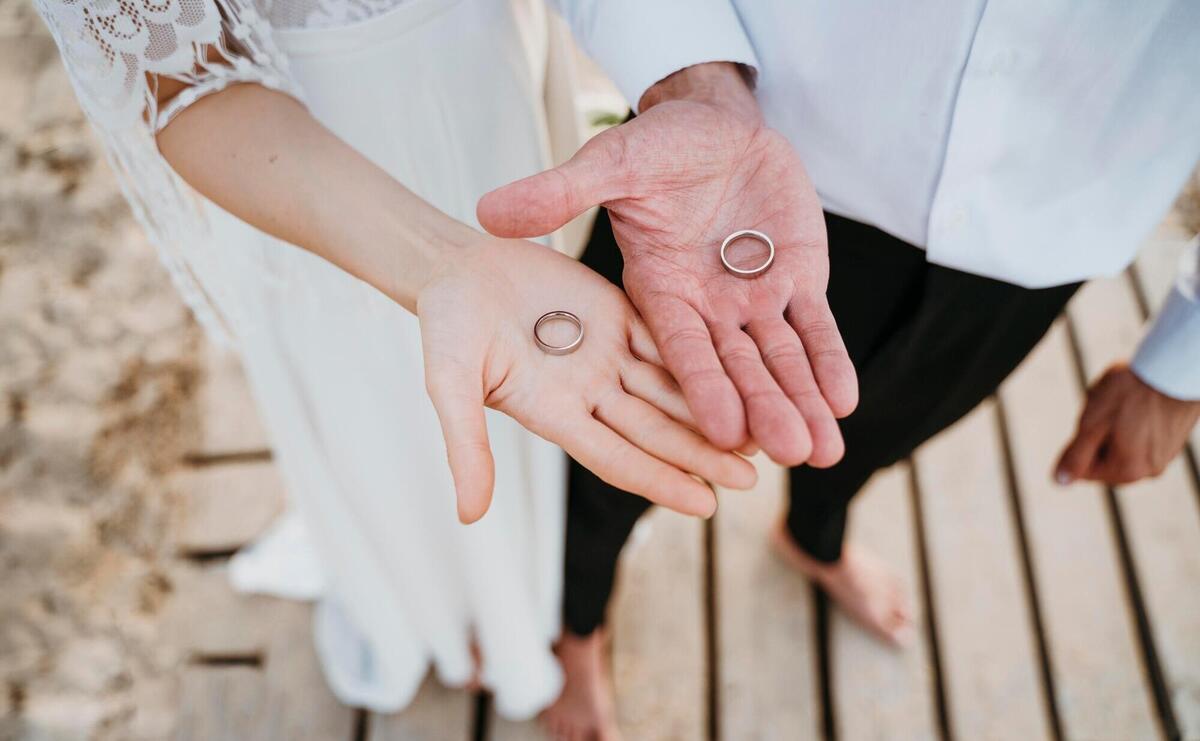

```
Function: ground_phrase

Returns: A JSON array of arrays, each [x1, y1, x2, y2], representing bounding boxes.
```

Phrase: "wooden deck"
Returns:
[[168, 216, 1200, 741]]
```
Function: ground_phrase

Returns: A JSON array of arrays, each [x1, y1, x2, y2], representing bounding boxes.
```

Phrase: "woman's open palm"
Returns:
[[417, 235, 757, 523]]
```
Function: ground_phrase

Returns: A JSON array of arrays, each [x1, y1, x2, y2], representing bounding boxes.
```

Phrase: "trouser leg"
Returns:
[[786, 216, 1079, 561]]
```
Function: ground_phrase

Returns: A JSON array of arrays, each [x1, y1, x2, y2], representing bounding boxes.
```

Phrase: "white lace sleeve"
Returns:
[[32, 0, 305, 343]]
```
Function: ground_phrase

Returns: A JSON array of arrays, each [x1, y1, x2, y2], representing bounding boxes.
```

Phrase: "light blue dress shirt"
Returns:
[[553, 0, 1200, 399]]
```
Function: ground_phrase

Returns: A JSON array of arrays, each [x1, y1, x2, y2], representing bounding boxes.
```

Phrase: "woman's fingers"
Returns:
[[619, 359, 695, 428], [710, 321, 812, 466], [424, 357, 496, 524], [595, 391, 758, 490], [563, 414, 720, 517], [746, 318, 845, 467]]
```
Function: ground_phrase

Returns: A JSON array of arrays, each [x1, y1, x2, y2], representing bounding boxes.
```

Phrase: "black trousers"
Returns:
[[563, 209, 1080, 637]]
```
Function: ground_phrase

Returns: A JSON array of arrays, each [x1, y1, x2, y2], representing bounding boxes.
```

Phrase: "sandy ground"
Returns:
[[0, 4, 200, 739]]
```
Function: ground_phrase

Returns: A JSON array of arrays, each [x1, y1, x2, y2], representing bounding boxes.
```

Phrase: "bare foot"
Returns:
[[770, 522, 914, 646], [540, 629, 622, 741]]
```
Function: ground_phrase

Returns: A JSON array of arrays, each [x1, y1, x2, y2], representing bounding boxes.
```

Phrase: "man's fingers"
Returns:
[[641, 295, 747, 449], [787, 299, 858, 418], [477, 130, 628, 239], [425, 359, 496, 523], [710, 321, 812, 466], [620, 359, 695, 428], [595, 391, 758, 491], [564, 414, 720, 517], [1054, 412, 1111, 485], [745, 318, 844, 467]]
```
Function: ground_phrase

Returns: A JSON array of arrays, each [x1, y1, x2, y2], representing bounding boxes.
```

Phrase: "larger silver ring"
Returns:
[[720, 229, 775, 277], [534, 311, 584, 355]]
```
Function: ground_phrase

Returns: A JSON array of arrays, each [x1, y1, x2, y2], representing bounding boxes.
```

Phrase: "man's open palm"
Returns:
[[478, 82, 857, 466]]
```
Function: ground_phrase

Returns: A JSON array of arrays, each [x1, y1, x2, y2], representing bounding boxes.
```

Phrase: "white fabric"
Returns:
[[36, 0, 581, 720], [1133, 238, 1200, 401], [552, 0, 1200, 398]]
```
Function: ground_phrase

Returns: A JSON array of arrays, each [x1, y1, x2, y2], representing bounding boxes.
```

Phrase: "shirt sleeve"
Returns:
[[1132, 236, 1200, 400], [547, 0, 760, 111]]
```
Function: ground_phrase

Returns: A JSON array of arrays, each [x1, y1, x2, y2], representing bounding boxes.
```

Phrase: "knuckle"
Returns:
[[797, 319, 840, 346], [679, 366, 727, 388], [661, 326, 710, 353], [761, 342, 806, 368], [742, 388, 782, 407], [788, 387, 827, 409], [806, 346, 849, 366], [447, 438, 490, 458], [722, 346, 761, 367]]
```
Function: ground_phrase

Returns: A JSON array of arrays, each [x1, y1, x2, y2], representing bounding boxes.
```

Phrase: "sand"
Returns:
[[1, 5, 200, 739]]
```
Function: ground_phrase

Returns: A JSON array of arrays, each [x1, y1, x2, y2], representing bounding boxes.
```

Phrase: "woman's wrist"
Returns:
[[366, 196, 480, 314]]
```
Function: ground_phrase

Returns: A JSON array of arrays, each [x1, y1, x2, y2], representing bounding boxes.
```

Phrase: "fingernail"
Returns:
[[1055, 469, 1072, 486]]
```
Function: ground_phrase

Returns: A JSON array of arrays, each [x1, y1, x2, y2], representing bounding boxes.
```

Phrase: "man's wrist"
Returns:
[[637, 62, 760, 121]]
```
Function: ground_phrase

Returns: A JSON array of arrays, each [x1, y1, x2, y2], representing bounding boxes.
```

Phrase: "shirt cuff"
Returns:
[[554, 0, 760, 111], [1132, 288, 1200, 401]]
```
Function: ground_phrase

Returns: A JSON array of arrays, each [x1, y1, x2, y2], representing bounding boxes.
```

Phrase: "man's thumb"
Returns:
[[477, 131, 627, 238]]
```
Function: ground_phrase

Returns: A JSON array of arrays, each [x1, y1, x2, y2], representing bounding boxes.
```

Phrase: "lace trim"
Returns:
[[34, 0, 308, 343], [258, 0, 407, 29]]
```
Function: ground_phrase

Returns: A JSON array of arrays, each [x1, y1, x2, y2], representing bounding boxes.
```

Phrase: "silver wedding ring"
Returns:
[[533, 311, 584, 355], [720, 229, 775, 277]]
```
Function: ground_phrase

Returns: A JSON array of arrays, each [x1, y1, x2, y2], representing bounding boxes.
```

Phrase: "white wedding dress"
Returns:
[[35, 0, 593, 719]]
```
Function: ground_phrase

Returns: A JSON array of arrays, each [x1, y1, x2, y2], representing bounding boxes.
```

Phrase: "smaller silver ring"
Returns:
[[720, 229, 775, 277], [534, 311, 584, 355]]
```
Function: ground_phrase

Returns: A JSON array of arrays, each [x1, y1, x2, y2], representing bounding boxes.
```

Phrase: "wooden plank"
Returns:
[[1069, 275, 1200, 736], [609, 506, 706, 740], [190, 345, 271, 458], [166, 566, 357, 740], [259, 601, 358, 741], [830, 463, 939, 741], [162, 564, 274, 659], [170, 461, 285, 555], [484, 714, 547, 738], [175, 666, 267, 741], [368, 679, 473, 741], [488, 714, 548, 741], [998, 321, 1160, 738], [714, 456, 822, 739], [913, 401, 1053, 740]]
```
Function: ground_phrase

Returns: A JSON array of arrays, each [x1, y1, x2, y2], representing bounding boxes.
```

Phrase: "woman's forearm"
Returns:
[[157, 84, 471, 312]]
